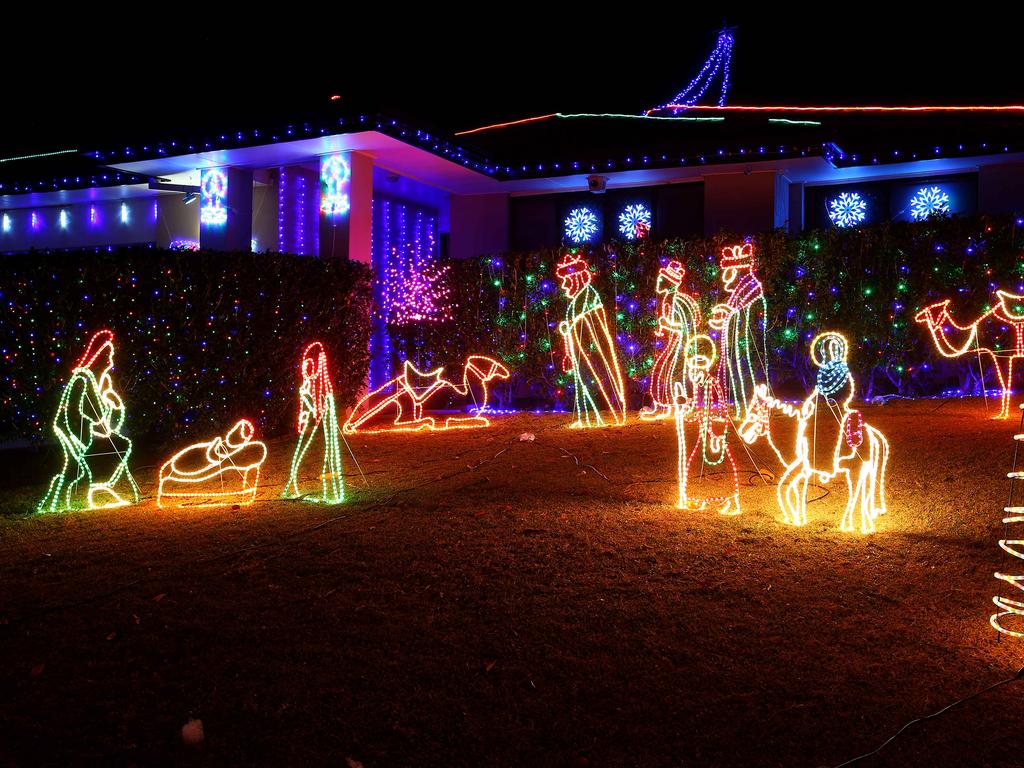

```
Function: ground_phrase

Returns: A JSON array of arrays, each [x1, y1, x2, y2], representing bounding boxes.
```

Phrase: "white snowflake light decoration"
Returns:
[[618, 203, 652, 240], [827, 192, 867, 228], [564, 207, 599, 244], [910, 186, 950, 220]]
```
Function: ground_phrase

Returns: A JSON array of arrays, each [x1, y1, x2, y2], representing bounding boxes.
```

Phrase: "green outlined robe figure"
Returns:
[[38, 329, 140, 512], [282, 342, 344, 504], [556, 252, 627, 428]]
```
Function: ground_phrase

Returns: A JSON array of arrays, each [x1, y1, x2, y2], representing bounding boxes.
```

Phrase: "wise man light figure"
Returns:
[[674, 334, 740, 515], [38, 330, 140, 513], [709, 242, 769, 422], [556, 252, 627, 428], [641, 260, 701, 421]]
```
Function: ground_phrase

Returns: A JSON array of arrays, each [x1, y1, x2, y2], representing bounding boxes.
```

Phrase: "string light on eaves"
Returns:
[[828, 192, 867, 228], [910, 186, 950, 220], [564, 207, 599, 244]]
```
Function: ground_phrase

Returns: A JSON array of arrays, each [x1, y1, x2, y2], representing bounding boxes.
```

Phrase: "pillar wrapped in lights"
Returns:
[[318, 151, 372, 262], [199, 166, 254, 252]]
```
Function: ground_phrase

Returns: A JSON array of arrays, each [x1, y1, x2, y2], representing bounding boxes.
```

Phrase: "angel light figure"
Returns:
[[641, 260, 701, 421], [38, 329, 140, 513], [556, 252, 627, 428], [282, 342, 344, 504], [674, 335, 741, 515]]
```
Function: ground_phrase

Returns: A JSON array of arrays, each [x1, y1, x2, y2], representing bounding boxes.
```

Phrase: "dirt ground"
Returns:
[[1, 399, 1022, 767]]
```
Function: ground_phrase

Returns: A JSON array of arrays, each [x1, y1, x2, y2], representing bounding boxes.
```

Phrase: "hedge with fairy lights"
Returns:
[[0, 248, 372, 445], [438, 214, 1024, 409]]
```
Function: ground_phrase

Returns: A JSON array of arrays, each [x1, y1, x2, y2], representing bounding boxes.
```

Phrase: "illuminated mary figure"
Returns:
[[38, 330, 140, 513], [556, 252, 627, 428]]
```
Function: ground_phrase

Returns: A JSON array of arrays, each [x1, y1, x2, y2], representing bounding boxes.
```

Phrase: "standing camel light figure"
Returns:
[[282, 342, 344, 504], [915, 290, 1024, 419], [642, 260, 701, 421], [738, 332, 890, 533], [674, 335, 741, 515], [38, 329, 140, 513], [556, 252, 627, 428], [344, 355, 510, 434]]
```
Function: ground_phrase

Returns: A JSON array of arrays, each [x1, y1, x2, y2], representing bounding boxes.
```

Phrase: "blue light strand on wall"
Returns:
[[320, 154, 351, 216], [618, 203, 652, 240], [120, 202, 129, 224], [200, 169, 228, 226], [3, 214, 11, 233], [910, 186, 951, 220], [564, 207, 599, 244], [278, 166, 317, 256], [827, 192, 867, 228], [58, 210, 69, 229]]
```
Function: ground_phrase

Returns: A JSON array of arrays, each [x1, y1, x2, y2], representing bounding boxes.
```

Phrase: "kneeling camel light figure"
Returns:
[[738, 332, 890, 533]]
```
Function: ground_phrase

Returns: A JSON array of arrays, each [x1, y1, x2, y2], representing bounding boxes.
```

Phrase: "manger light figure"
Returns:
[[739, 332, 890, 534], [344, 355, 510, 434], [641, 260, 701, 421], [282, 342, 344, 504], [674, 335, 740, 515], [709, 243, 769, 422], [556, 252, 627, 428], [38, 330, 140, 513], [158, 419, 267, 507], [915, 290, 1024, 419]]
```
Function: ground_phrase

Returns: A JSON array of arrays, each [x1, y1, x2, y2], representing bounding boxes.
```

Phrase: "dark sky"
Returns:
[[4, 10, 1024, 157]]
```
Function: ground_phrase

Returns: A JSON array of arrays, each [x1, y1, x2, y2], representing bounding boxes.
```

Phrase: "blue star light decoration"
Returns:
[[910, 186, 950, 220], [618, 203, 652, 240], [564, 207, 599, 244], [827, 192, 867, 228]]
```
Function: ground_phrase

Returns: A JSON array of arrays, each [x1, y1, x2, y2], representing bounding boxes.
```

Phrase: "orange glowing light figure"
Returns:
[[556, 252, 627, 428], [673, 335, 740, 515], [343, 356, 510, 434], [158, 419, 268, 507], [738, 333, 890, 533], [641, 260, 701, 421], [915, 290, 1024, 419]]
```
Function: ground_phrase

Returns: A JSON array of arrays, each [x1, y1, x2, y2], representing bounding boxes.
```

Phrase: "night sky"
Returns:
[[4, 11, 1024, 157]]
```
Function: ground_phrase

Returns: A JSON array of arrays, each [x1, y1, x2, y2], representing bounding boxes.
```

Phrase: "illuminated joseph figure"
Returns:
[[556, 252, 627, 428], [38, 329, 140, 513], [642, 259, 701, 422]]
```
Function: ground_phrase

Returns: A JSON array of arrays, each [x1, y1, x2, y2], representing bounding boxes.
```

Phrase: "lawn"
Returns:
[[0, 399, 1021, 767]]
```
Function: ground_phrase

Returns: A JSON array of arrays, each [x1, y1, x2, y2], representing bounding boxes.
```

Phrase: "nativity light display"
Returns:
[[711, 243, 769, 423], [38, 330, 140, 513], [993, 405, 1024, 637], [674, 335, 741, 515], [909, 185, 950, 220], [200, 168, 228, 226], [319, 154, 351, 216], [556, 252, 627, 428], [914, 290, 1024, 419], [827, 192, 867, 228], [739, 332, 890, 533], [617, 203, 652, 240], [642, 260, 700, 421], [282, 342, 344, 504], [564, 206, 599, 244], [158, 419, 267, 507], [344, 355, 510, 434]]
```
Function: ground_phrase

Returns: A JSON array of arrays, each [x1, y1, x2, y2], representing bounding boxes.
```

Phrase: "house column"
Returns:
[[318, 151, 373, 262], [199, 166, 253, 251]]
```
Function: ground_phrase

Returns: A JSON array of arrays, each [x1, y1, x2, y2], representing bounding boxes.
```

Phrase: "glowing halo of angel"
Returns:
[[915, 290, 1024, 419], [158, 419, 268, 508], [282, 342, 344, 504], [556, 252, 627, 428], [38, 329, 140, 513], [738, 332, 889, 534]]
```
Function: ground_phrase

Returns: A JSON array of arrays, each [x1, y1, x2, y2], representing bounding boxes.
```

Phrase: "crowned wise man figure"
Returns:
[[556, 252, 627, 428], [708, 243, 769, 422], [642, 260, 701, 421]]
